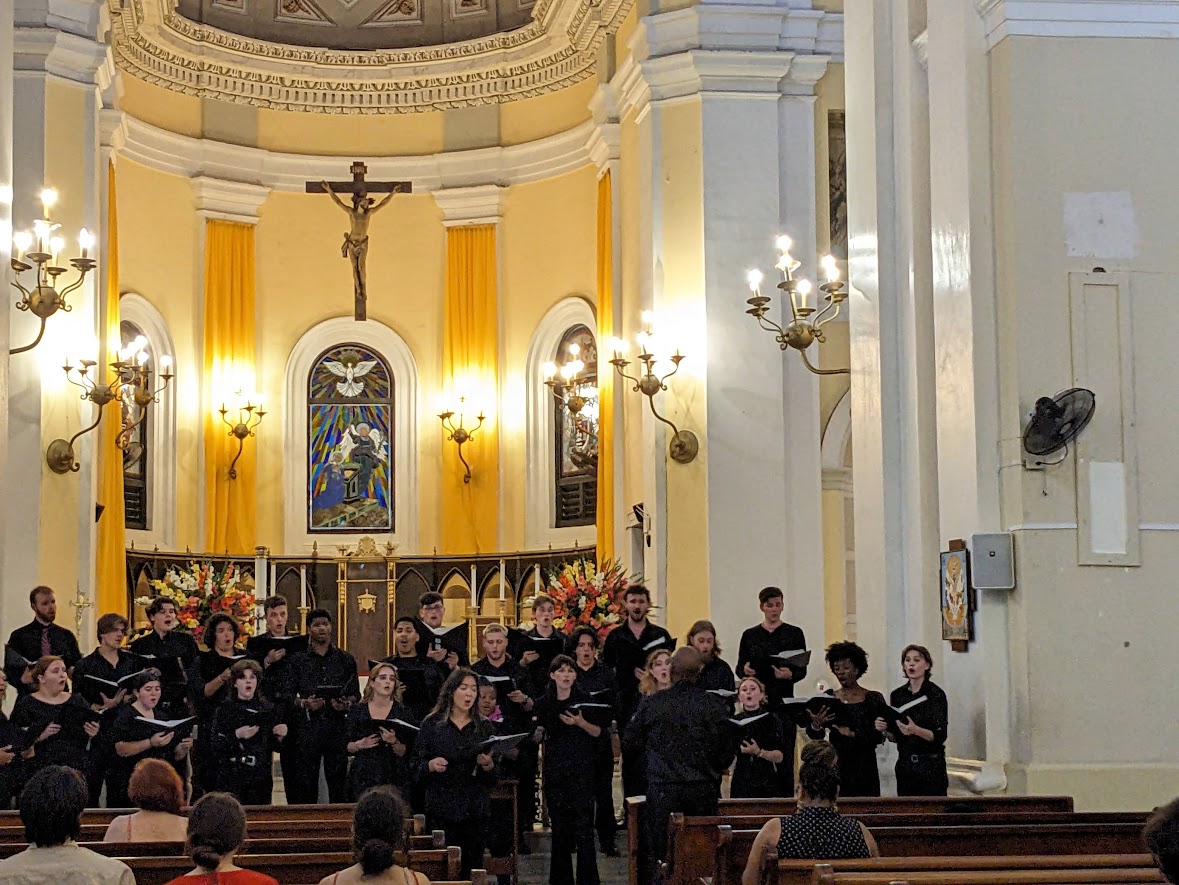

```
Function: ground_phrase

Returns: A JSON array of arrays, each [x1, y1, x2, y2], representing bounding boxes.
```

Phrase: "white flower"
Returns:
[[605, 613, 620, 624]]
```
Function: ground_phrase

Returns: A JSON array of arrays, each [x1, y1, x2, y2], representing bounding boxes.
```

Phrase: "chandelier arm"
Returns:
[[659, 360, 682, 388], [812, 300, 838, 328], [799, 348, 850, 376], [58, 274, 87, 301], [227, 436, 246, 480], [614, 368, 641, 390], [116, 405, 148, 451], [9, 316, 48, 355], [754, 314, 786, 338], [456, 440, 473, 484], [64, 404, 108, 453], [644, 394, 683, 439]]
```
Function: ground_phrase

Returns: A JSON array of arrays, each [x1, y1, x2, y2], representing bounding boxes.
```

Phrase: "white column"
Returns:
[[0, 3, 13, 655]]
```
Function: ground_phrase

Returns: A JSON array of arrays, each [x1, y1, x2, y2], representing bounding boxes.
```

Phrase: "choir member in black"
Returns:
[[805, 641, 885, 797], [109, 669, 194, 808], [471, 623, 537, 852], [624, 648, 734, 879], [535, 655, 602, 885], [345, 662, 414, 802], [601, 584, 674, 802], [10, 656, 100, 781], [383, 617, 446, 722], [129, 596, 200, 721], [570, 625, 621, 856], [873, 643, 949, 796], [246, 596, 306, 799], [282, 608, 360, 804], [728, 677, 785, 798], [0, 671, 22, 809], [414, 591, 467, 670], [189, 613, 246, 798], [4, 586, 82, 695], [624, 649, 671, 803], [735, 586, 807, 794], [412, 667, 496, 876], [688, 620, 736, 706], [476, 681, 518, 863], [211, 659, 289, 805], [516, 595, 566, 690], [74, 613, 143, 804]]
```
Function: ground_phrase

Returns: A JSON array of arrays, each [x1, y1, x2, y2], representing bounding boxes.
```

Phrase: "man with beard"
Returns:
[[687, 619, 736, 709], [5, 587, 82, 695], [601, 584, 674, 803]]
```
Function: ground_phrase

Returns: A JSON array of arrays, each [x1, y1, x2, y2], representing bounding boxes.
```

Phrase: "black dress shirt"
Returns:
[[212, 696, 282, 771], [72, 649, 144, 708], [246, 632, 308, 712], [412, 714, 496, 821], [889, 678, 948, 756], [735, 622, 808, 706], [5, 621, 82, 694], [189, 650, 245, 722], [623, 681, 733, 786], [10, 693, 96, 774], [345, 700, 416, 797], [601, 620, 674, 724], [412, 618, 470, 666], [573, 660, 620, 740], [128, 630, 199, 719], [284, 645, 360, 723], [535, 688, 598, 780], [107, 704, 177, 785], [471, 657, 534, 732]]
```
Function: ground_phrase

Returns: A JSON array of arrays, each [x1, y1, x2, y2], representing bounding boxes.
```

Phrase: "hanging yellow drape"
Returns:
[[95, 161, 127, 615], [595, 171, 615, 565], [203, 220, 257, 554], [441, 225, 499, 554]]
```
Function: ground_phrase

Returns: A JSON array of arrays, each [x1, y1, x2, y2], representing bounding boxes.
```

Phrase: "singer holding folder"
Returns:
[[109, 669, 194, 807], [212, 659, 288, 805], [874, 644, 949, 796], [10, 656, 100, 782], [345, 662, 415, 801], [413, 668, 496, 876], [805, 642, 885, 797], [74, 614, 141, 805], [189, 613, 247, 799]]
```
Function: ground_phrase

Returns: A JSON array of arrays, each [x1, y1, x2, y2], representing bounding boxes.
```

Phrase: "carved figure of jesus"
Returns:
[[322, 181, 398, 321]]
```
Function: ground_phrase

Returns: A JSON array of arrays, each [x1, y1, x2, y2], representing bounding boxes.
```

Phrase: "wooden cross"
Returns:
[[307, 161, 412, 321]]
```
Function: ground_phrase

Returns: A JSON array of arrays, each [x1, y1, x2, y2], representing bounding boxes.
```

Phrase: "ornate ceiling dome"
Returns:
[[108, 0, 632, 114], [173, 0, 538, 52]]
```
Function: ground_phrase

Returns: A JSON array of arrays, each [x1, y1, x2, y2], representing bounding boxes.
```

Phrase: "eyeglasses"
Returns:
[[421, 603, 445, 611]]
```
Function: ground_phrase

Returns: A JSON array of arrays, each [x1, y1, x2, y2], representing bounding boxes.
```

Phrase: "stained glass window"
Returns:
[[307, 344, 395, 533], [121, 320, 150, 531], [553, 325, 598, 528]]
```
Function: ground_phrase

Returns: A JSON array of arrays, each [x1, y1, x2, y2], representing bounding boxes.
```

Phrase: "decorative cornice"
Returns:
[[115, 111, 596, 192], [105, 0, 635, 114], [587, 83, 621, 173], [433, 184, 509, 227], [977, 0, 1179, 48], [13, 24, 112, 84], [191, 176, 271, 224]]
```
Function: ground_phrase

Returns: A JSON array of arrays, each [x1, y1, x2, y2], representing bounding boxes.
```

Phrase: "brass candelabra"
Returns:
[[220, 396, 266, 480], [438, 395, 484, 483]]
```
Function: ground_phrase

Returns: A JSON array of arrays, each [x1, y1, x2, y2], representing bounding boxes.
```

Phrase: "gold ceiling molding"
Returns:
[[107, 0, 632, 114]]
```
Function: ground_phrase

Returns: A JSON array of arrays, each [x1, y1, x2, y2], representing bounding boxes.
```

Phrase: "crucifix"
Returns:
[[70, 583, 91, 638], [307, 161, 411, 321]]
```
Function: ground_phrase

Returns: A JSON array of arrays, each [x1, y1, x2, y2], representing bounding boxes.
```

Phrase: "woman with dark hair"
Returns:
[[874, 644, 949, 796], [10, 656, 101, 781], [804, 641, 886, 797], [412, 667, 496, 875], [570, 625, 621, 857], [211, 659, 288, 805], [103, 758, 188, 842], [346, 662, 414, 801], [190, 613, 245, 798], [739, 742, 876, 885], [318, 786, 433, 885], [163, 791, 278, 885], [109, 669, 194, 808], [728, 676, 785, 799]]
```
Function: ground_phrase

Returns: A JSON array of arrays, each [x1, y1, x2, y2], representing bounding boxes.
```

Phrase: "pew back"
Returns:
[[775, 855, 1158, 885]]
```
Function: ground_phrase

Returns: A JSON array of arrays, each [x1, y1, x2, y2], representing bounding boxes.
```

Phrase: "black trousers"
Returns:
[[514, 744, 539, 836], [772, 710, 797, 796], [645, 781, 718, 878], [287, 721, 348, 804], [546, 779, 600, 885], [593, 740, 617, 846], [895, 753, 948, 796], [430, 814, 486, 877]]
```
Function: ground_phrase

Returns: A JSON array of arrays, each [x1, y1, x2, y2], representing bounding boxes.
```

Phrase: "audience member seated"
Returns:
[[103, 759, 189, 843], [0, 765, 134, 885], [318, 786, 433, 885], [163, 791, 279, 885], [740, 742, 878, 885], [1145, 795, 1179, 883]]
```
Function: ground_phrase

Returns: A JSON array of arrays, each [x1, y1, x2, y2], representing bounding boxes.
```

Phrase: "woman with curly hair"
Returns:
[[804, 641, 886, 797]]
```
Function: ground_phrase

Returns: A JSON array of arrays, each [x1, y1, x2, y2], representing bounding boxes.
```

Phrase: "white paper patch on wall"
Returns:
[[1088, 460, 1128, 555], [1063, 191, 1138, 259]]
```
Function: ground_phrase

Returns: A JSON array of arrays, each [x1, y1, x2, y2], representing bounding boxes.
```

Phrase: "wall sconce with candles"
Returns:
[[46, 339, 174, 474], [543, 339, 600, 465], [745, 235, 850, 376], [438, 395, 485, 484], [10, 188, 97, 355], [607, 311, 699, 464], [220, 395, 266, 480]]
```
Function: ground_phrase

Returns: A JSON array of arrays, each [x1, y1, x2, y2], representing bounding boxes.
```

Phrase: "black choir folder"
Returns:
[[779, 695, 858, 728], [507, 630, 565, 670], [479, 732, 531, 757], [251, 634, 309, 656], [758, 648, 811, 672], [423, 623, 468, 658], [84, 670, 151, 690], [3, 646, 34, 670], [135, 715, 196, 740], [880, 695, 928, 726], [366, 718, 420, 742]]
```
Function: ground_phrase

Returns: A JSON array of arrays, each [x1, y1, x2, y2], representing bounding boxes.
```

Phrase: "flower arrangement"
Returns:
[[132, 561, 257, 647], [540, 558, 633, 639]]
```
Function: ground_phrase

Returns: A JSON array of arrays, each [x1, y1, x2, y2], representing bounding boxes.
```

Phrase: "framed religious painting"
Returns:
[[940, 547, 972, 642]]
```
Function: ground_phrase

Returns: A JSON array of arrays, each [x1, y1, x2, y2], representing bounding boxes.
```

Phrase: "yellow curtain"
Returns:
[[595, 171, 615, 565], [441, 225, 499, 554], [95, 161, 127, 615], [203, 220, 257, 554]]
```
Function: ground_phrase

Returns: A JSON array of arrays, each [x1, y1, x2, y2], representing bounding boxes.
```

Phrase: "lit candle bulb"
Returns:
[[78, 228, 94, 259], [49, 236, 64, 266], [606, 336, 625, 360], [821, 254, 839, 283], [40, 188, 57, 220], [137, 350, 149, 366], [746, 268, 763, 295], [32, 220, 50, 254], [640, 309, 654, 333], [160, 355, 173, 372], [567, 342, 580, 358], [796, 278, 813, 312], [542, 361, 558, 380], [12, 230, 32, 261], [775, 234, 792, 253]]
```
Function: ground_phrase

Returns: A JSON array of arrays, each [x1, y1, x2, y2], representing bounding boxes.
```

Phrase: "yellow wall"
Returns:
[[119, 77, 203, 139]]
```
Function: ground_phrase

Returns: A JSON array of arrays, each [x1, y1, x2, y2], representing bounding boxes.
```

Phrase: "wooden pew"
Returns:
[[0, 815, 429, 844], [626, 795, 1076, 885], [0, 832, 447, 860], [770, 856, 1160, 885], [810, 868, 1162, 885]]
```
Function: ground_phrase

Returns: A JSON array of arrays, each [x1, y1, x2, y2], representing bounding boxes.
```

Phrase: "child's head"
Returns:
[[477, 682, 499, 719], [736, 676, 767, 711]]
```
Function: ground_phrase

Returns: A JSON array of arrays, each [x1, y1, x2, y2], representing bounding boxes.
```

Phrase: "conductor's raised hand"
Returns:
[[428, 756, 448, 773], [807, 706, 834, 729], [99, 689, 126, 710]]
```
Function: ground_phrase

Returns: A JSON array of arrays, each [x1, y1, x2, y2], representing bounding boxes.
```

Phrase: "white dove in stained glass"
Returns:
[[323, 358, 378, 397]]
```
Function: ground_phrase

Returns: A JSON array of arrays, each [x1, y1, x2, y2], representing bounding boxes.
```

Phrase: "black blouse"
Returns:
[[889, 678, 948, 756], [10, 693, 95, 773], [729, 709, 785, 798], [108, 704, 175, 778], [346, 701, 416, 796], [535, 688, 597, 780], [412, 714, 496, 821]]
